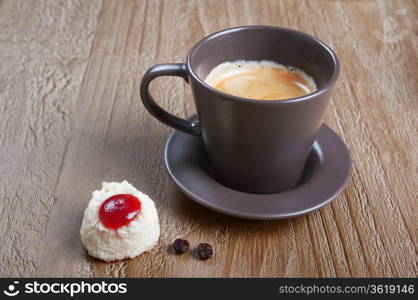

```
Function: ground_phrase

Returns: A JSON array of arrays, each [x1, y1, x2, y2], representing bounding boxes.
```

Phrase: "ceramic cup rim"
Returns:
[[186, 25, 340, 105]]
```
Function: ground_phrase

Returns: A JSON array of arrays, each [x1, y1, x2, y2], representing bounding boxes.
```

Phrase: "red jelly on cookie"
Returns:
[[99, 194, 141, 230], [80, 181, 160, 262]]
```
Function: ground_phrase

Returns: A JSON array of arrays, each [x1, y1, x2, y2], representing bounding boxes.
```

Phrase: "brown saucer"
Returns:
[[164, 122, 351, 220]]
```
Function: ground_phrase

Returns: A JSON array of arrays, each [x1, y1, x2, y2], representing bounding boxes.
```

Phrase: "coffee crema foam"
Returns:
[[204, 60, 317, 100]]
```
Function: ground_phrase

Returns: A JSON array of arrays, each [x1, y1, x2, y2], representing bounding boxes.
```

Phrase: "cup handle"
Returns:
[[140, 63, 201, 136]]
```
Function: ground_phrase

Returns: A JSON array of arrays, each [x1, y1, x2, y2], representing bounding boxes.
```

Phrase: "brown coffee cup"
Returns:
[[141, 26, 340, 194]]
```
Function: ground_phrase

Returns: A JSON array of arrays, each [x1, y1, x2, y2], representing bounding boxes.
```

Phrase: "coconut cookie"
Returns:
[[80, 181, 160, 262]]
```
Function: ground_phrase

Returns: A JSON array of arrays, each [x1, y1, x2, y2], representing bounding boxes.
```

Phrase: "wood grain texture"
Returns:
[[0, 0, 102, 277], [1, 0, 417, 277]]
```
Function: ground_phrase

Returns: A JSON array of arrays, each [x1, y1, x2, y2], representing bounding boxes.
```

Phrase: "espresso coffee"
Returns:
[[141, 26, 340, 193], [204, 60, 317, 100]]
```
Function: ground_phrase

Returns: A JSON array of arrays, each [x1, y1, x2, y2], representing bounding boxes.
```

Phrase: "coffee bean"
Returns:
[[173, 239, 189, 254], [197, 243, 213, 260]]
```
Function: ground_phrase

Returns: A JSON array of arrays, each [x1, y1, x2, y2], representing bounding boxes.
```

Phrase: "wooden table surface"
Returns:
[[1, 0, 417, 278]]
